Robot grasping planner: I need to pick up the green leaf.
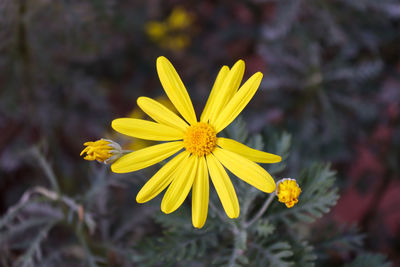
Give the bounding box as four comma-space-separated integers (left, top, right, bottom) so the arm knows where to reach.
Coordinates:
292, 240, 317, 267
14, 220, 58, 267
344, 253, 391, 267
264, 242, 294, 267
253, 219, 276, 238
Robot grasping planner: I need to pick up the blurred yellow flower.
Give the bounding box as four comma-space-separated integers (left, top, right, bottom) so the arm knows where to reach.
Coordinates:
80, 139, 122, 164
167, 7, 193, 30
145, 7, 194, 51
163, 35, 190, 51
110, 56, 281, 228
145, 22, 167, 41
276, 178, 301, 208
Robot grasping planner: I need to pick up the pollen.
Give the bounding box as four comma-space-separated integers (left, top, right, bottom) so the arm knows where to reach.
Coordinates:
276, 178, 301, 208
183, 122, 217, 157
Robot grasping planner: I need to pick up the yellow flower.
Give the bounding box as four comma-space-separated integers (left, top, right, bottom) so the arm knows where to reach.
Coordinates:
276, 178, 301, 208
161, 35, 190, 51
81, 139, 122, 164
145, 21, 167, 41
145, 7, 194, 51
167, 7, 193, 30
111, 56, 281, 228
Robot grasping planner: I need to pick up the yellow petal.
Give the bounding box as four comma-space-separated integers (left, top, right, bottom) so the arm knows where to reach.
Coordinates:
112, 118, 183, 141
192, 156, 209, 228
156, 56, 197, 125
136, 151, 188, 203
208, 60, 245, 124
213, 148, 276, 193
200, 66, 230, 123
206, 153, 239, 218
217, 138, 281, 163
111, 141, 183, 173
214, 72, 263, 133
161, 155, 198, 214
137, 97, 189, 132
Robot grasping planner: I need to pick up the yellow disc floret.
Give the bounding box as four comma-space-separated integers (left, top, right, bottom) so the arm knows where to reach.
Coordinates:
276, 178, 301, 208
183, 122, 217, 157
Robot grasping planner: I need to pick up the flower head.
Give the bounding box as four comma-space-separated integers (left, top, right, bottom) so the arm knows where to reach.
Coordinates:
276, 178, 301, 208
167, 7, 193, 30
145, 7, 193, 51
111, 56, 282, 228
80, 139, 122, 164
145, 22, 167, 42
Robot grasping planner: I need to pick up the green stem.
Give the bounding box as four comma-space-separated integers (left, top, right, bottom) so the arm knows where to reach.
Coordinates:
76, 225, 98, 267
228, 226, 246, 267
31, 147, 61, 194
245, 192, 276, 228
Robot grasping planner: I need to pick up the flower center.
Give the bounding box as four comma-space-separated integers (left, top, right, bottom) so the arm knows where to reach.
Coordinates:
183, 122, 217, 157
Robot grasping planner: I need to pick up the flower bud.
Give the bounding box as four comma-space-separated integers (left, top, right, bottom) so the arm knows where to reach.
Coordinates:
80, 139, 122, 164
276, 178, 301, 208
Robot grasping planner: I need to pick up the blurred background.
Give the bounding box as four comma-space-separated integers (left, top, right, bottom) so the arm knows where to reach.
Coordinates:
1, 0, 399, 266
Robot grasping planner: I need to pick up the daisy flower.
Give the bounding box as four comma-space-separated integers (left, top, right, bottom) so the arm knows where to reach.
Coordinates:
111, 56, 281, 228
